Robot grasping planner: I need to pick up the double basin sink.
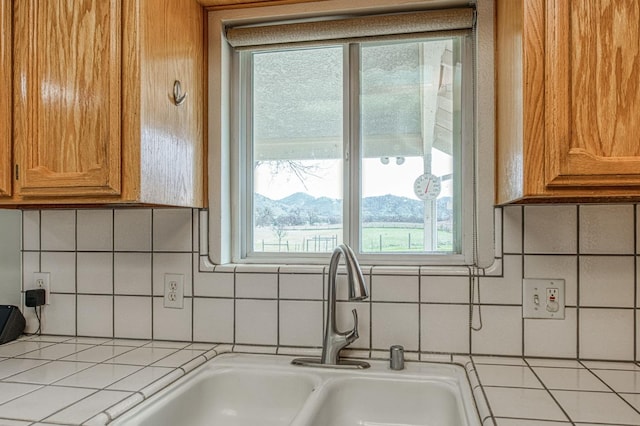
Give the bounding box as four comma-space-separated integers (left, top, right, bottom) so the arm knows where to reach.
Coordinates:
111, 353, 481, 426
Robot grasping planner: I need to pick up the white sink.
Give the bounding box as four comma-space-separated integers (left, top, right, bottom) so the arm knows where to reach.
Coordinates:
111, 353, 480, 426
299, 377, 470, 426
114, 365, 319, 426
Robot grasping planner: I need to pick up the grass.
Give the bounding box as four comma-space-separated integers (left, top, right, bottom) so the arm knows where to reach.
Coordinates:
253, 223, 453, 253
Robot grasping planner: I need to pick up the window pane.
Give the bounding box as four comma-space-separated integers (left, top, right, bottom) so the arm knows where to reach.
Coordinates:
251, 47, 344, 253
360, 39, 462, 254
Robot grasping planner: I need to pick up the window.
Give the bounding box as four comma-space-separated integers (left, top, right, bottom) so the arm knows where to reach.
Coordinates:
208, 1, 495, 267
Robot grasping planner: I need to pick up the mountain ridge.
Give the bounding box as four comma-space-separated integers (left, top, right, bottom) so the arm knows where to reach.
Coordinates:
254, 192, 452, 226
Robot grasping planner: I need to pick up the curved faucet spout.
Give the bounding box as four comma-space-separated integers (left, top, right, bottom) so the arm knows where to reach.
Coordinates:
321, 244, 369, 366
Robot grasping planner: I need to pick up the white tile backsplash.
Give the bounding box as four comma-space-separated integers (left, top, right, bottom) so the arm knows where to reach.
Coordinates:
194, 267, 234, 298
420, 304, 469, 353
235, 272, 278, 299
17, 205, 640, 362
193, 298, 234, 343
235, 299, 277, 345
479, 254, 522, 305
279, 300, 323, 347
114, 296, 152, 340
152, 209, 192, 252
471, 305, 523, 356
502, 205, 523, 254
40, 210, 76, 251
22, 210, 40, 251
152, 253, 192, 297
77, 210, 113, 251
77, 295, 113, 338
42, 294, 76, 336
41, 252, 76, 293
371, 275, 418, 302
279, 272, 324, 300
114, 209, 151, 251
371, 302, 419, 351
77, 253, 113, 294
524, 255, 578, 305
580, 256, 635, 307
152, 298, 193, 341
524, 205, 577, 254
579, 308, 634, 360
114, 253, 152, 295
524, 308, 577, 358
421, 275, 469, 303
579, 205, 635, 254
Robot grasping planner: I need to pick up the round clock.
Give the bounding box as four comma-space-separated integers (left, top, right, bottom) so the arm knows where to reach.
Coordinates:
413, 173, 441, 201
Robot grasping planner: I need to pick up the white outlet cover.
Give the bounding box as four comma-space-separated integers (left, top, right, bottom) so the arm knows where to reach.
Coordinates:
32, 272, 51, 305
163, 273, 184, 309
522, 278, 565, 319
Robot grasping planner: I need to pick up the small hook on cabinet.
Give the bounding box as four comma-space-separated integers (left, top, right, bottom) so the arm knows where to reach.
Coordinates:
172, 80, 187, 106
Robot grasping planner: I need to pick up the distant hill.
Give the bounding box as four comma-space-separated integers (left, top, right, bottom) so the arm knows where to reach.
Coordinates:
254, 193, 452, 226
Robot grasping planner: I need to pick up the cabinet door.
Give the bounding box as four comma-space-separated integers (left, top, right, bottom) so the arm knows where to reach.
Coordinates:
545, 0, 640, 188
0, 0, 10, 198
133, 0, 204, 206
13, 0, 121, 198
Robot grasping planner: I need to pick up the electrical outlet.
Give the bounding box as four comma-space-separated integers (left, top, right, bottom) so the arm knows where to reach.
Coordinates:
522, 278, 565, 319
31, 272, 51, 305
164, 273, 184, 309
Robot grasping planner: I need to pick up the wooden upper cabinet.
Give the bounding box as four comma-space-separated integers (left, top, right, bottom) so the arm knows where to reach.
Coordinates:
13, 0, 121, 198
123, 0, 204, 207
196, 0, 319, 8
6, 0, 204, 206
0, 0, 11, 198
496, 0, 640, 203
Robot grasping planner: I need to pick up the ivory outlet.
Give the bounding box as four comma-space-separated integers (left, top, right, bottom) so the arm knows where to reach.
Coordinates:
522, 278, 565, 319
163, 274, 184, 309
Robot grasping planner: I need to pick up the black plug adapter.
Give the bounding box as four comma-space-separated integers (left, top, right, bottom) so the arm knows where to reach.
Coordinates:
25, 289, 46, 307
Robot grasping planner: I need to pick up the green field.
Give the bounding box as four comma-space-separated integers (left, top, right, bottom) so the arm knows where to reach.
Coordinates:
254, 224, 453, 253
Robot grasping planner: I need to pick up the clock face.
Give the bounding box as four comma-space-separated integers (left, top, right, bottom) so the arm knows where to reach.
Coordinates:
413, 173, 441, 201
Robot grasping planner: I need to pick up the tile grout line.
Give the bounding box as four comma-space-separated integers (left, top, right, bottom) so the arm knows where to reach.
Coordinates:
578, 359, 640, 418
576, 205, 581, 360
522, 358, 576, 425
468, 356, 497, 425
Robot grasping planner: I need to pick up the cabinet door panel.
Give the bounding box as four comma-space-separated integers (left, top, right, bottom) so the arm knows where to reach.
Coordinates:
0, 0, 11, 198
14, 0, 121, 197
546, 0, 640, 188
136, 0, 204, 206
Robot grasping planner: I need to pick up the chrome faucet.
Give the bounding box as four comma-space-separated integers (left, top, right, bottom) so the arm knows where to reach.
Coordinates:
292, 244, 370, 369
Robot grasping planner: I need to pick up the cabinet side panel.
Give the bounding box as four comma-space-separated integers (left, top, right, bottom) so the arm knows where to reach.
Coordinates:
0, 0, 11, 198
138, 0, 205, 207
495, 0, 525, 204
121, 0, 142, 202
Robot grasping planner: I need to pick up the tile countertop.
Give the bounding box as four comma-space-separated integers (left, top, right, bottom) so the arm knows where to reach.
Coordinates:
0, 336, 639, 425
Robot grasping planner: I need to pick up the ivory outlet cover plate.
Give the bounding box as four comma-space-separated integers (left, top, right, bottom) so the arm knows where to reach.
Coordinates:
522, 278, 565, 319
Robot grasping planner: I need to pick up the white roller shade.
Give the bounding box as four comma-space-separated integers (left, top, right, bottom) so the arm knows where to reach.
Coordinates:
226, 8, 474, 50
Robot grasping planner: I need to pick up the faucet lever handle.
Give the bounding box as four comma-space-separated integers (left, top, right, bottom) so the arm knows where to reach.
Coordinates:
349, 308, 359, 340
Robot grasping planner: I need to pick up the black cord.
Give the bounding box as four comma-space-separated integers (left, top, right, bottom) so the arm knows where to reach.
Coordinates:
34, 306, 41, 335
23, 306, 42, 336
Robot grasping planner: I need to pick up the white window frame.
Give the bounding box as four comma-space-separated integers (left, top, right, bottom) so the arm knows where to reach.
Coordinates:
207, 0, 495, 268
